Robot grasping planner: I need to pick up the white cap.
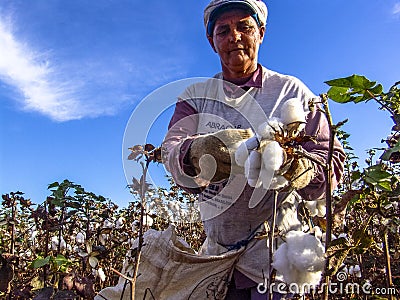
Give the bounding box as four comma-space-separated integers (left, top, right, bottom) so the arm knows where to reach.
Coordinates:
204, 0, 268, 36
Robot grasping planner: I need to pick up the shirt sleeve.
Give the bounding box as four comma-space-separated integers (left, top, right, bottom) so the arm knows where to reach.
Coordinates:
298, 107, 346, 200
162, 100, 205, 194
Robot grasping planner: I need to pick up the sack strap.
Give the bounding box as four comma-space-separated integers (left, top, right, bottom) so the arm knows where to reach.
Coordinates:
219, 222, 265, 251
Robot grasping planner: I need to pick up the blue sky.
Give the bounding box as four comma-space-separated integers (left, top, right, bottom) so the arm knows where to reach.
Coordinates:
1, 0, 399, 206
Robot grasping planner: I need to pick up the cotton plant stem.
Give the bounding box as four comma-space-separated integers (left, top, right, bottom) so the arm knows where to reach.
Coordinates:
320, 94, 336, 300
129, 160, 150, 300
383, 231, 394, 300
268, 190, 278, 300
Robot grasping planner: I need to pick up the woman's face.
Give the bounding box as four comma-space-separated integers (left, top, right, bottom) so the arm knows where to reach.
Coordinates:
208, 9, 265, 80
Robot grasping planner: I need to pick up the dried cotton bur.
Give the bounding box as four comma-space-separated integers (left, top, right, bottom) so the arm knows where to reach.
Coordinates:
234, 98, 308, 208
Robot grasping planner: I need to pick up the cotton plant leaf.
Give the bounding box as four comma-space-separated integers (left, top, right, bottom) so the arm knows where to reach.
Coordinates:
325, 75, 383, 104
363, 164, 393, 191
380, 140, 400, 161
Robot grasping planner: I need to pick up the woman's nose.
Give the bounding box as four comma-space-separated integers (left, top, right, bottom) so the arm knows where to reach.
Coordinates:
229, 28, 241, 42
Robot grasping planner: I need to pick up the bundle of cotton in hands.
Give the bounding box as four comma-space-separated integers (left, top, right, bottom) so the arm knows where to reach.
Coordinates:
234, 98, 307, 195
272, 230, 325, 294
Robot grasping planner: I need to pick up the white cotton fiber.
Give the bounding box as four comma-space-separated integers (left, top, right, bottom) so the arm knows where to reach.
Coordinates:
304, 200, 318, 217
316, 199, 326, 217
280, 98, 306, 125
269, 175, 288, 190
257, 118, 283, 139
262, 141, 284, 171
245, 150, 261, 187
272, 230, 325, 294
235, 141, 249, 166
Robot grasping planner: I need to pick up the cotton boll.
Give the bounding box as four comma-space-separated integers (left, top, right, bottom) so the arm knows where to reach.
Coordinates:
262, 141, 284, 171
235, 141, 250, 166
272, 230, 325, 292
115, 217, 125, 229
316, 199, 326, 217
76, 232, 85, 244
280, 98, 306, 125
103, 219, 113, 229
245, 150, 261, 187
257, 118, 283, 139
348, 265, 354, 275
310, 226, 323, 240
269, 175, 288, 190
143, 215, 154, 227
98, 267, 106, 282
304, 200, 318, 217
271, 243, 289, 273
354, 265, 362, 278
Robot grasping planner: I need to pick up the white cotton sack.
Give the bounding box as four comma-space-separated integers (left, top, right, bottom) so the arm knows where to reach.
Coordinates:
280, 98, 307, 125
272, 230, 325, 293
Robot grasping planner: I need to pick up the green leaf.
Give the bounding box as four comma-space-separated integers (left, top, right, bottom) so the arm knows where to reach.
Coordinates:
363, 164, 393, 191
325, 75, 383, 104
325, 75, 376, 89
48, 182, 59, 189
380, 140, 400, 161
352, 229, 374, 254
30, 256, 51, 269
53, 254, 69, 267
327, 86, 352, 103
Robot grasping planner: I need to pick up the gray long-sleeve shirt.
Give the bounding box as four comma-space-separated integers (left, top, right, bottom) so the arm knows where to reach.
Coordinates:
162, 65, 345, 284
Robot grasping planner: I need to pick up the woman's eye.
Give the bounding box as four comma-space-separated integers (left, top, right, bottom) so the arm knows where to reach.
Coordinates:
216, 29, 228, 36
239, 25, 252, 32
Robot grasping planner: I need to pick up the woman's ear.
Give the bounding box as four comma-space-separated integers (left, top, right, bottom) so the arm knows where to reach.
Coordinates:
259, 26, 266, 44
207, 35, 217, 53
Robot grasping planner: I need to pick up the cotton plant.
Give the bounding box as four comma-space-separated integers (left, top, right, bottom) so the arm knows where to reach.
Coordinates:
234, 98, 308, 208
272, 230, 325, 294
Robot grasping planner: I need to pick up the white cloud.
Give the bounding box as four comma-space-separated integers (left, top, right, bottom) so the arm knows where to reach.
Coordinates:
0, 19, 85, 122
0, 10, 188, 122
393, 2, 400, 15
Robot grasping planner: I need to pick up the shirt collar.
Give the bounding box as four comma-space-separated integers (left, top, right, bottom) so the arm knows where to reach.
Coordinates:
224, 64, 263, 89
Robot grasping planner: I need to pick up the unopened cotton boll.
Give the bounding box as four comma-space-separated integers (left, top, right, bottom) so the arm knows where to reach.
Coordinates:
280, 98, 306, 125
